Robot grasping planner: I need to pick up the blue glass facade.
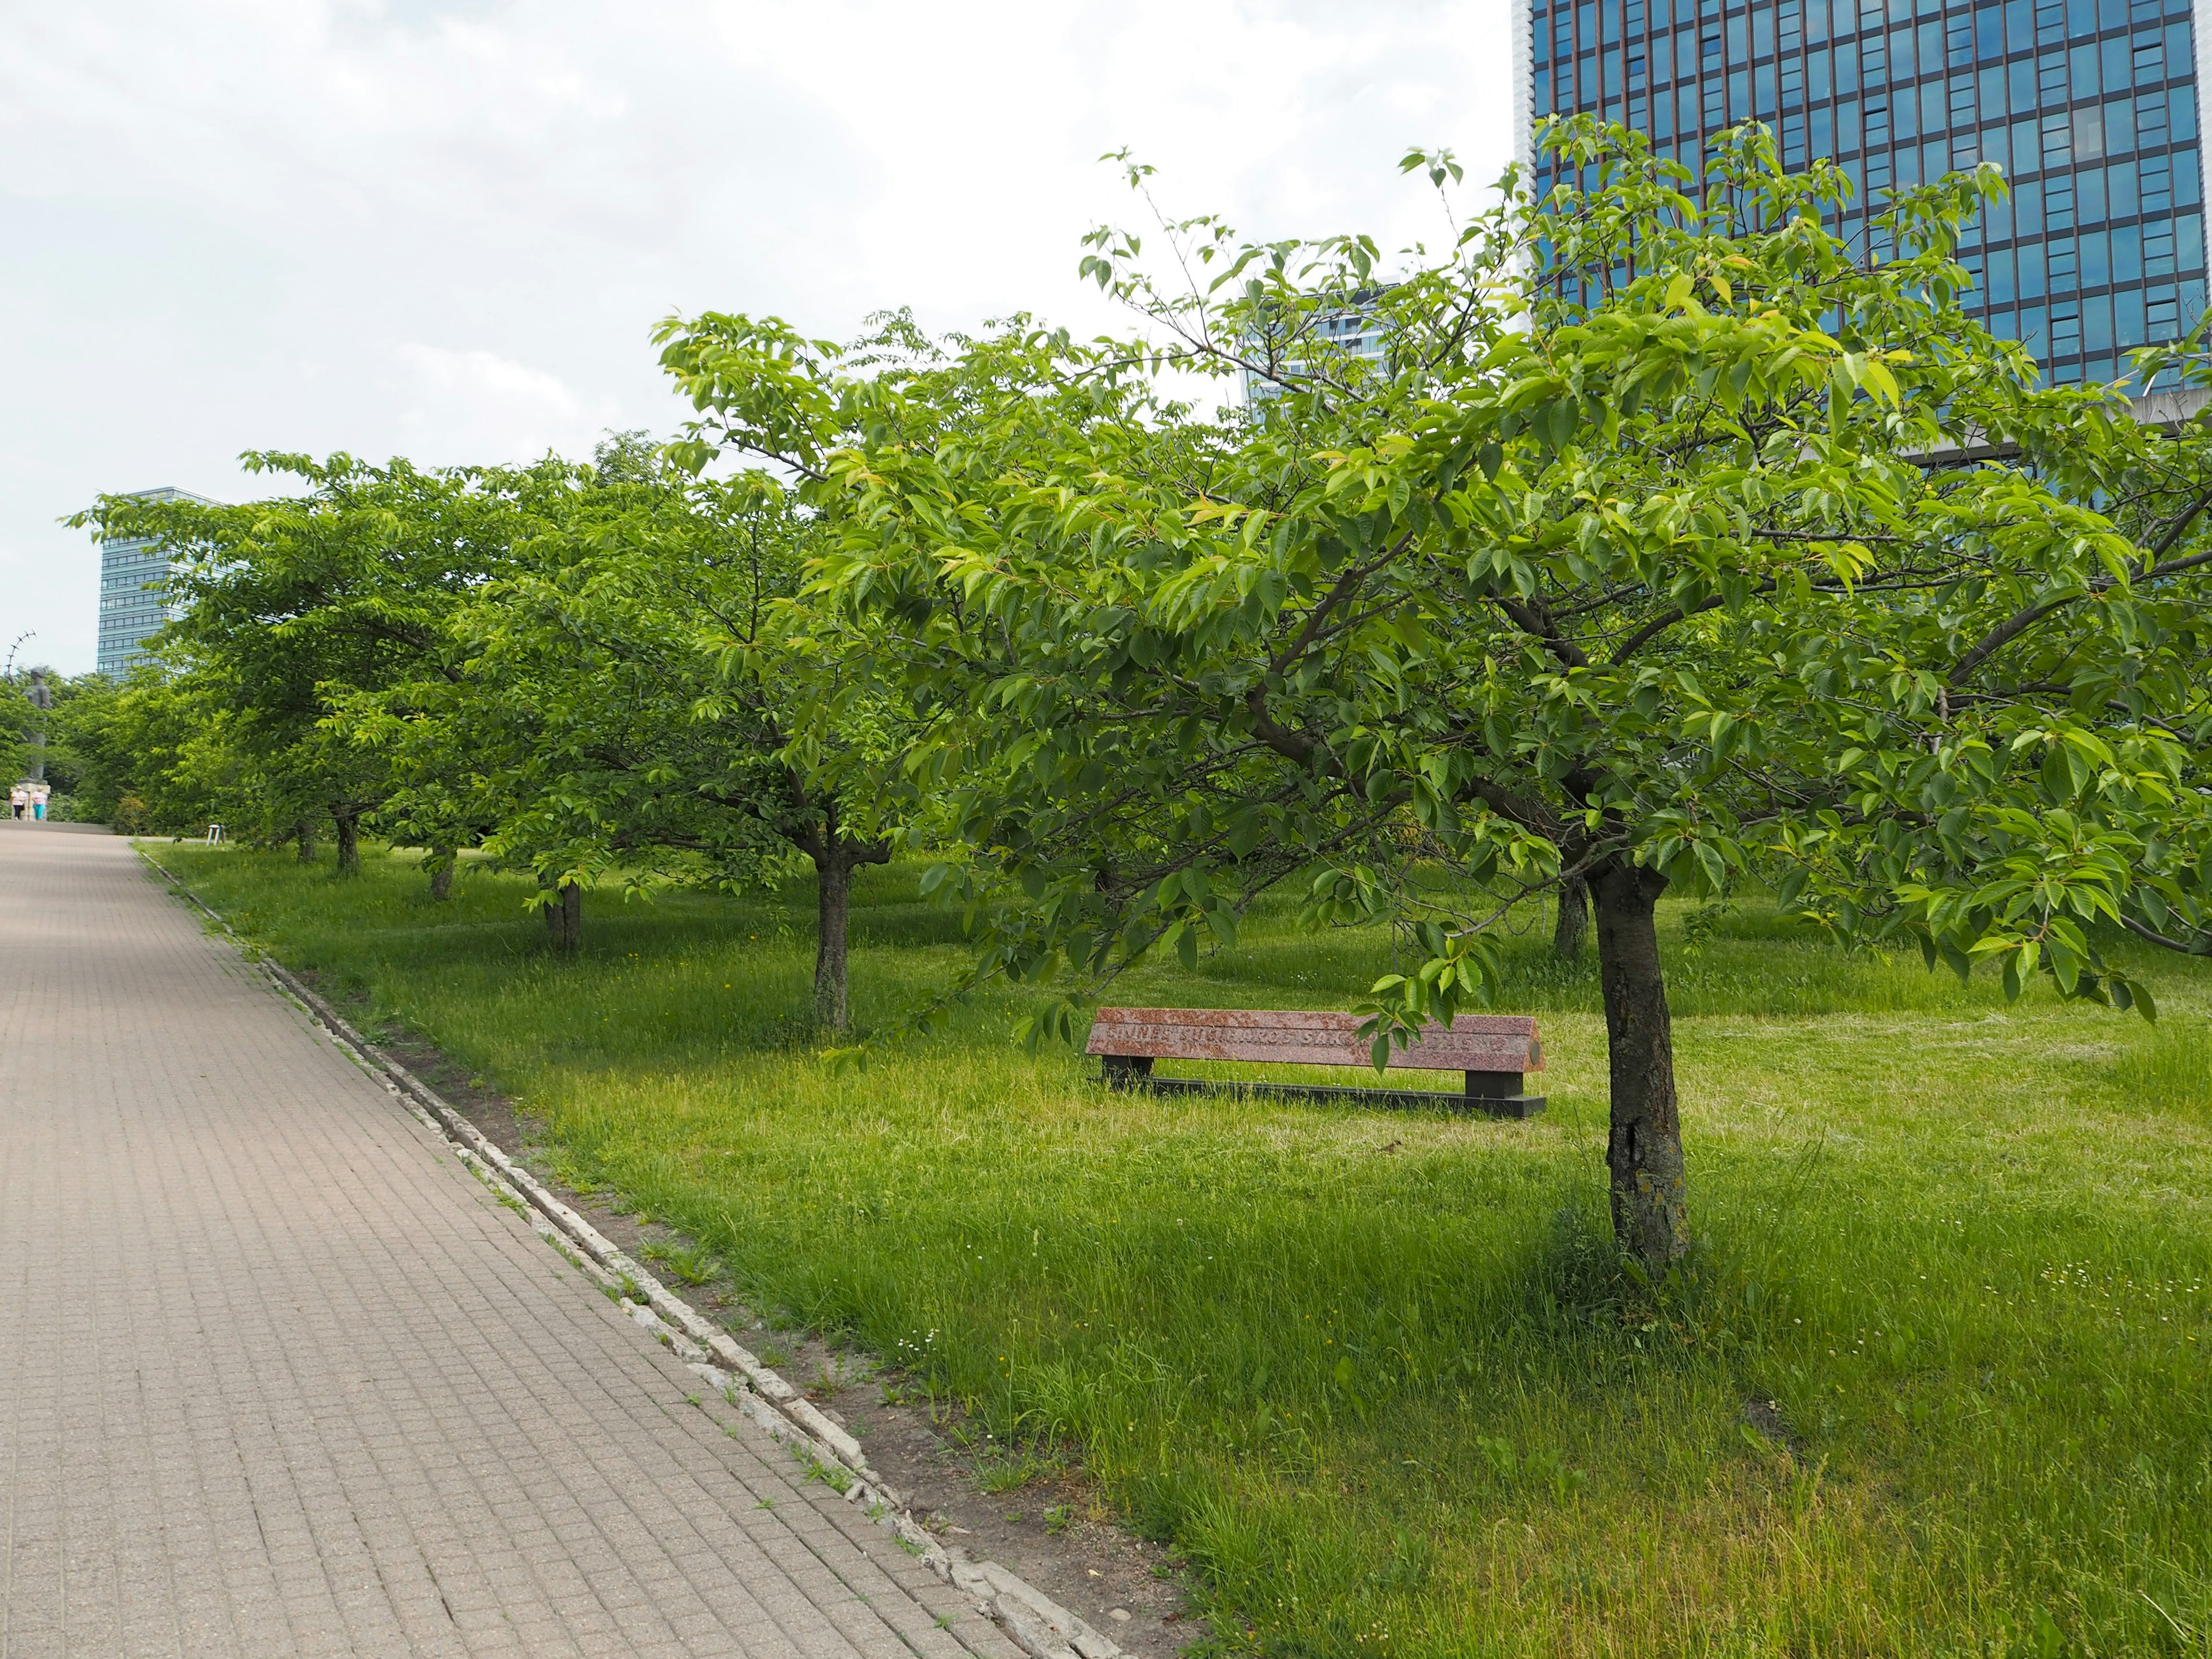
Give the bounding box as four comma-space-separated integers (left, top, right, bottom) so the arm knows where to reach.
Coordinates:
95, 487, 215, 679
1525, 0, 2210, 382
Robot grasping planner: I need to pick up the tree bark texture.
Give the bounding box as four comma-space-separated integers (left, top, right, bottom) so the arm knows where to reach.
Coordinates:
427, 848, 456, 902
544, 881, 582, 952
295, 819, 318, 863
332, 812, 361, 877
1591, 859, 1690, 1270
813, 853, 853, 1032
1554, 871, 1590, 960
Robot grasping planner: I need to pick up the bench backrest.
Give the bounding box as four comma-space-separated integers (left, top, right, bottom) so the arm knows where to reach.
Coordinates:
1085, 1007, 1543, 1073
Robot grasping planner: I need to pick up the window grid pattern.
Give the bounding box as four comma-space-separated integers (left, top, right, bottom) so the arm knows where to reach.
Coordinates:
1529, 0, 2207, 384
94, 488, 215, 679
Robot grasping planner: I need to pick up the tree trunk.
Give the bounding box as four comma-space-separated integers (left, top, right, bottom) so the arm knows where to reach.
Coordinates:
791, 790, 891, 1034
813, 851, 853, 1032
1554, 872, 1590, 960
333, 812, 361, 877
296, 819, 318, 863
1591, 859, 1689, 1271
544, 880, 581, 952
427, 848, 456, 902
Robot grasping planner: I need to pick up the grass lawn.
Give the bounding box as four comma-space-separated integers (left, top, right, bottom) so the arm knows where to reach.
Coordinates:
146, 842, 2212, 1658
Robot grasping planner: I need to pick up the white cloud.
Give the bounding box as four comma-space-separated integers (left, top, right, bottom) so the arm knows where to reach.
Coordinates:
0, 0, 1517, 672
393, 343, 620, 463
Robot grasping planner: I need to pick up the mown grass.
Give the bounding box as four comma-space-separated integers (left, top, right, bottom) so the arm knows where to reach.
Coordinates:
148, 842, 2212, 1658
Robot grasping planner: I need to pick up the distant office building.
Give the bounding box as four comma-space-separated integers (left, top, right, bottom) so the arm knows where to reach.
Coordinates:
95, 487, 217, 678
1521, 0, 2210, 384
1242, 302, 1392, 408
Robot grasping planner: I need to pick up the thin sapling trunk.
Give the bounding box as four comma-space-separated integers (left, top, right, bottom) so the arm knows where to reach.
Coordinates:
427, 847, 456, 902
794, 796, 891, 1035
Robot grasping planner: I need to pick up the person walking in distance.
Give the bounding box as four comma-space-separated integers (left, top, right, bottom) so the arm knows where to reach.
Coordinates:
8, 784, 23, 820
29, 783, 48, 822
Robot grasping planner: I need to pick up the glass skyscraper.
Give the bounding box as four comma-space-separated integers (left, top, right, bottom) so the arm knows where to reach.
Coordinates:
1518, 0, 2210, 384
95, 487, 216, 679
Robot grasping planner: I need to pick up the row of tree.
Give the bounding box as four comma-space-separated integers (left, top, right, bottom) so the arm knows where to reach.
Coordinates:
1, 666, 84, 808
73, 119, 2212, 1271
73, 440, 894, 1027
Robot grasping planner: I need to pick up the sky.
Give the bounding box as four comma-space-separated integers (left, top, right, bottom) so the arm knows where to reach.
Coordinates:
0, 0, 1517, 675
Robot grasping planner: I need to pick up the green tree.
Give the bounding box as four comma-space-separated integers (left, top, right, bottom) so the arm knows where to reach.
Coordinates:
0, 666, 227, 830
0, 666, 54, 793
659, 120, 2212, 1271
28, 667, 243, 834
344, 441, 902, 1024
73, 455, 529, 872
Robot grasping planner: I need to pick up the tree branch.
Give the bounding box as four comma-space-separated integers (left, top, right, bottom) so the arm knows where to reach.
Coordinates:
1608, 594, 1724, 665
1952, 476, 2212, 685
1945, 594, 2073, 687
1492, 594, 1590, 669
1270, 543, 1403, 674
2120, 913, 2212, 955
2137, 476, 2212, 571
2142, 542, 2212, 582
1244, 686, 1319, 762
1462, 777, 1559, 837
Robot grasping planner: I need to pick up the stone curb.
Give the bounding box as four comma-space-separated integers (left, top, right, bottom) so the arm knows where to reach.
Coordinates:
141, 854, 1130, 1659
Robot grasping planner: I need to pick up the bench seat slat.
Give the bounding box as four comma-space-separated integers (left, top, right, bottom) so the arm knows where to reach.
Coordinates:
1084, 1006, 1543, 1073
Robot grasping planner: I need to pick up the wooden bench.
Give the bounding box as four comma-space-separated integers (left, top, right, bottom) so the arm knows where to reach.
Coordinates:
1086, 1007, 1546, 1119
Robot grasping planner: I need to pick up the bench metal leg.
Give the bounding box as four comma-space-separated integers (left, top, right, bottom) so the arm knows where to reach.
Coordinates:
1465, 1070, 1546, 1119
1100, 1054, 1155, 1090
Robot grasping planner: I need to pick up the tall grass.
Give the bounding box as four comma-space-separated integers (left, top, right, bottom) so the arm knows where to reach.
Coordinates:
153, 844, 2212, 1657
2115, 1017, 2212, 1119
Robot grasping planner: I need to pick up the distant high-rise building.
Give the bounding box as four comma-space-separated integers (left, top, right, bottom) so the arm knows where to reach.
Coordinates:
95, 487, 217, 679
1521, 0, 2210, 385
1242, 301, 1392, 408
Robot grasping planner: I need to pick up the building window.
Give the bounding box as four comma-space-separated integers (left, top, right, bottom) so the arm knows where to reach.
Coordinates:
2041, 111, 2073, 166
2074, 105, 2106, 159
2047, 171, 2077, 229
2144, 149, 2174, 211
2115, 218, 2145, 281
2084, 228, 2113, 286
2116, 286, 2148, 344
1993, 247, 2020, 304
1949, 73, 1976, 127
2147, 219, 2177, 274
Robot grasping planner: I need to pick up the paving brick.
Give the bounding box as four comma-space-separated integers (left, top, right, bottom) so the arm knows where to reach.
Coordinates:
0, 828, 1013, 1656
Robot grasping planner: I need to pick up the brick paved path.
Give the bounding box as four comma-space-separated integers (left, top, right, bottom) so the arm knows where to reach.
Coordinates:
0, 827, 1014, 1659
